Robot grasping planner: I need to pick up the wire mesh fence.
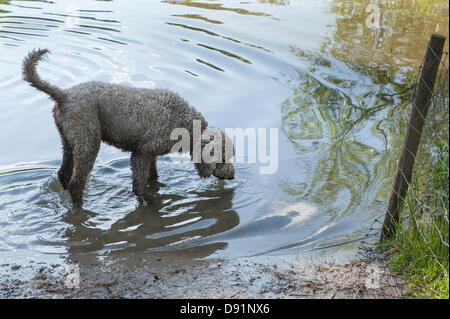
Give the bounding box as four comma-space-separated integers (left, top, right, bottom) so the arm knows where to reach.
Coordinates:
363, 34, 449, 297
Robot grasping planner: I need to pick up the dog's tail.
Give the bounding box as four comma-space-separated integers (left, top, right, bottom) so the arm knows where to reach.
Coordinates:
22, 49, 65, 103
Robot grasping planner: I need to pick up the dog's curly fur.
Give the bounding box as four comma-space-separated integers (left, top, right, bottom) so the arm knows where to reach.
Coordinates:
22, 49, 234, 208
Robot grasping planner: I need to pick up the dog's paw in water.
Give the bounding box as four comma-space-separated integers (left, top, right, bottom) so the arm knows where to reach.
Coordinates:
138, 194, 154, 206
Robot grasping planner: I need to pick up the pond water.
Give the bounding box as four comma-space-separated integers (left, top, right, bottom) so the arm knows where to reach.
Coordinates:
0, 0, 448, 273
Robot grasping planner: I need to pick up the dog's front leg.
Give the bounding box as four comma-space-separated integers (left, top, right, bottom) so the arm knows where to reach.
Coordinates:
147, 156, 158, 183
131, 151, 153, 205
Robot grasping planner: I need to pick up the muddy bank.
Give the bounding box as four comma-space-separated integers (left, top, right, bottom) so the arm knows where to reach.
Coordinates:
1, 248, 407, 299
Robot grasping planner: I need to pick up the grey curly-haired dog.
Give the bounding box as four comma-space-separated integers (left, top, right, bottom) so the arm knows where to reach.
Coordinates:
22, 49, 234, 208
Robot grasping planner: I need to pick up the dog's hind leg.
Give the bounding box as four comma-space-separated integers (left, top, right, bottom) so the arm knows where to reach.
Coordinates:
54, 109, 73, 190
58, 138, 73, 190
66, 126, 101, 208
68, 143, 100, 208
131, 151, 152, 204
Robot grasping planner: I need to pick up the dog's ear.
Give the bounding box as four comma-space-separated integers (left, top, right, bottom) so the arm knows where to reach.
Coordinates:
201, 134, 213, 145
201, 127, 221, 145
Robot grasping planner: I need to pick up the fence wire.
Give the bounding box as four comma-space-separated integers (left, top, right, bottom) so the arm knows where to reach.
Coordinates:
362, 39, 449, 295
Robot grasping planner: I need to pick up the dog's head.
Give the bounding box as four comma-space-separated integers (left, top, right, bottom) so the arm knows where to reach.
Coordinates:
193, 128, 235, 180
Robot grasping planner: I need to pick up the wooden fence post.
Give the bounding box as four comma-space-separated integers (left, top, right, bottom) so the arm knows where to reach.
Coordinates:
380, 34, 446, 241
